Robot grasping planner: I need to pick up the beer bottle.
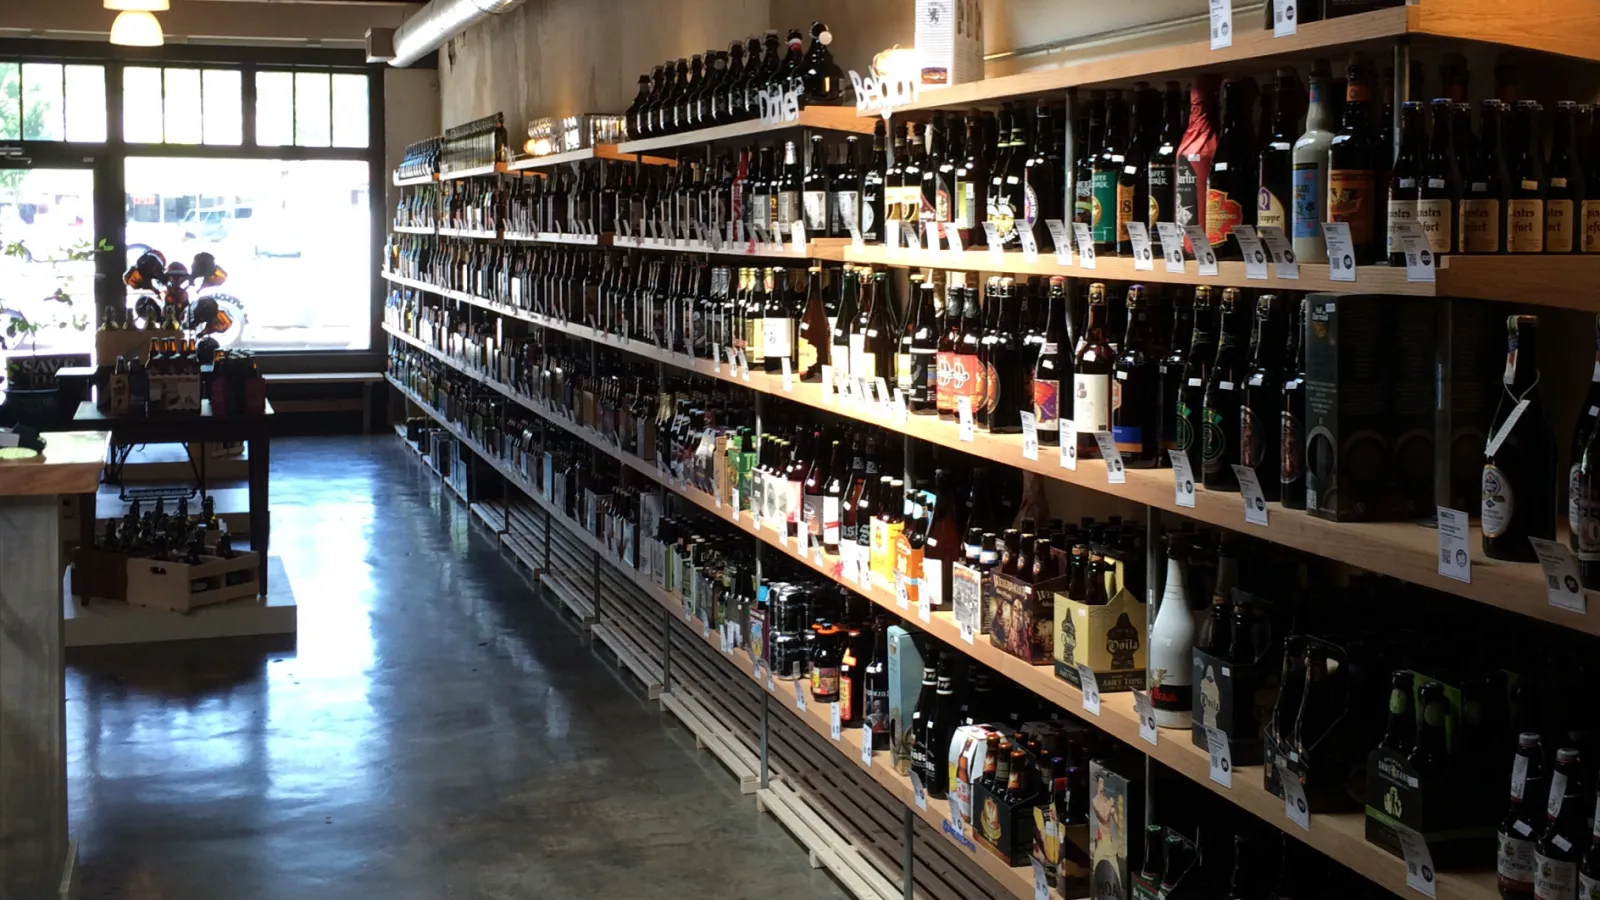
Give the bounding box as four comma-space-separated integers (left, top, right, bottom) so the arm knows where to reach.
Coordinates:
985, 278, 1024, 434
1328, 53, 1382, 265
1386, 101, 1426, 266
1118, 83, 1156, 256
1281, 296, 1309, 510
1074, 283, 1115, 459
1571, 317, 1600, 588
1462, 99, 1510, 254
1112, 285, 1163, 467
1026, 99, 1064, 253
936, 283, 961, 421
954, 111, 989, 248
950, 285, 984, 422
1175, 286, 1217, 477
802, 132, 830, 236
1482, 315, 1556, 562
1292, 60, 1337, 263
1417, 98, 1462, 256
1241, 294, 1286, 500
1585, 103, 1600, 253
1034, 276, 1071, 447
1578, 762, 1600, 899
988, 104, 1020, 250
1207, 79, 1257, 259
1507, 101, 1546, 254
1157, 290, 1194, 457
1149, 533, 1194, 728
901, 120, 927, 232
1407, 681, 1452, 788
1377, 669, 1416, 754
862, 120, 886, 244
1201, 288, 1248, 491
1076, 93, 1104, 233
1534, 748, 1584, 900
830, 267, 858, 386
797, 266, 830, 381
830, 134, 862, 241
1178, 77, 1221, 257
1499, 733, 1548, 900
907, 280, 940, 414
928, 111, 953, 230
1547, 101, 1584, 254
1258, 67, 1299, 236
1093, 92, 1126, 252
762, 268, 795, 374
1149, 81, 1184, 228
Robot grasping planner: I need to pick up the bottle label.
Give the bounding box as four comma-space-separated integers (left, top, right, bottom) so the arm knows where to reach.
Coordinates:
1175, 158, 1200, 232
1112, 424, 1144, 455
1583, 200, 1600, 253
823, 496, 841, 546
1280, 410, 1304, 489
777, 191, 800, 227
1074, 179, 1094, 226
991, 188, 1019, 245
1149, 681, 1193, 713
1500, 835, 1536, 893
1535, 855, 1577, 900
1327, 169, 1377, 245
1482, 464, 1514, 538
1572, 464, 1600, 562
861, 191, 878, 238
1149, 163, 1173, 226
746, 316, 765, 361
1510, 199, 1545, 252
798, 333, 820, 374
1116, 181, 1137, 243
1461, 199, 1502, 252
1580, 873, 1600, 900
1034, 378, 1061, 433
803, 190, 829, 232
831, 190, 859, 234
1092, 170, 1117, 243
1176, 400, 1197, 454
1416, 198, 1452, 253
957, 179, 976, 229
897, 352, 915, 393
980, 361, 1000, 415
1258, 184, 1288, 231
811, 665, 840, 698
1548, 199, 1576, 253
1292, 164, 1322, 239
937, 180, 953, 224
838, 674, 853, 722
764, 318, 792, 359
1387, 199, 1417, 255
1202, 406, 1228, 476
803, 493, 822, 538
1025, 181, 1040, 230
1240, 405, 1268, 469
921, 556, 945, 611
1205, 186, 1244, 247
865, 686, 889, 733
1074, 373, 1111, 432
948, 352, 983, 414
936, 351, 956, 414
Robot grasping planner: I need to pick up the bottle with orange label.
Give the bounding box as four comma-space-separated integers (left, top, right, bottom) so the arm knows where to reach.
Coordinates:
1328, 53, 1383, 265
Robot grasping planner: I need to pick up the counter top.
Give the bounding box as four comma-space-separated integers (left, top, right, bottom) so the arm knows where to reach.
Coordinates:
0, 430, 109, 497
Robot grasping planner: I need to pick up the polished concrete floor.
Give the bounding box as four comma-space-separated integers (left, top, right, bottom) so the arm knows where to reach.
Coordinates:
66, 435, 851, 900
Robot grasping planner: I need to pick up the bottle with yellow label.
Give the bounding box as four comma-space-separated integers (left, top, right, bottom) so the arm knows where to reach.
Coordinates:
1461, 99, 1508, 254
1546, 101, 1584, 254
1328, 53, 1383, 265
1507, 100, 1546, 254
1417, 99, 1461, 255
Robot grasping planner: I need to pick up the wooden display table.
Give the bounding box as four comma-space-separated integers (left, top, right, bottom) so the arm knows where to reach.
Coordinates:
0, 429, 109, 899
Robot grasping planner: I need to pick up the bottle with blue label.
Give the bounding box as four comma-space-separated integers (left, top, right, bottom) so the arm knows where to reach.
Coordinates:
1291, 59, 1336, 263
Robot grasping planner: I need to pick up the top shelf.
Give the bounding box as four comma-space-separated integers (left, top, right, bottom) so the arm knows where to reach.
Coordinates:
392, 173, 438, 187
616, 106, 875, 156
507, 144, 678, 170
878, 0, 1600, 117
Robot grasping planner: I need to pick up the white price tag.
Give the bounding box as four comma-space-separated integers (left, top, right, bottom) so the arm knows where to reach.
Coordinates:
1020, 227, 1040, 263
848, 213, 864, 249
918, 592, 932, 623
1095, 432, 1125, 484
1232, 464, 1269, 525
1073, 223, 1097, 269
925, 221, 941, 254
1126, 222, 1155, 271
959, 616, 975, 645
1033, 860, 1050, 900
1060, 421, 1079, 471
1273, 0, 1298, 36
794, 679, 808, 711
1184, 225, 1219, 275
912, 771, 929, 810
892, 388, 909, 425
1077, 664, 1101, 715
905, 219, 925, 254
1205, 726, 1233, 787
984, 222, 1004, 265
1021, 412, 1039, 461
781, 357, 794, 392
896, 577, 911, 610
1210, 0, 1234, 49
861, 724, 873, 766
1396, 825, 1438, 899
1529, 537, 1588, 614
1323, 222, 1357, 282
957, 396, 975, 442
820, 364, 833, 402
830, 702, 842, 741
1233, 225, 1270, 280
1257, 225, 1299, 278
1156, 222, 1187, 273
1279, 763, 1311, 830
1437, 506, 1472, 584
874, 377, 892, 411
767, 669, 776, 692
791, 220, 807, 254
947, 223, 966, 255
884, 220, 902, 258
714, 344, 724, 373
1133, 689, 1159, 746
1396, 220, 1437, 283
1168, 449, 1197, 508
1046, 219, 1073, 264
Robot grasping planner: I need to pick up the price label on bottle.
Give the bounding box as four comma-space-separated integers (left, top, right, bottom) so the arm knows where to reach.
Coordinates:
902, 219, 922, 254
1168, 449, 1197, 508
1396, 824, 1438, 899
781, 357, 794, 392
1020, 412, 1039, 461
1279, 763, 1311, 830
830, 702, 842, 741
1094, 432, 1125, 484
1205, 726, 1233, 787
1232, 225, 1270, 280
794, 679, 808, 711
946, 222, 965, 255
1020, 227, 1040, 263
1060, 421, 1079, 471
1184, 224, 1219, 275
791, 220, 808, 254
1045, 219, 1073, 265
1033, 860, 1050, 900
1232, 464, 1269, 525
912, 771, 929, 810
1073, 223, 1097, 269
1209, 0, 1233, 49
1255, 225, 1298, 278
957, 396, 975, 442
1077, 664, 1102, 716
1529, 537, 1588, 614
1436, 506, 1472, 584
1123, 221, 1155, 271
861, 724, 873, 766
1156, 222, 1186, 273
1273, 0, 1297, 36
1395, 220, 1437, 283
1133, 690, 1158, 745
984, 222, 1005, 265
738, 349, 752, 382
1322, 221, 1357, 282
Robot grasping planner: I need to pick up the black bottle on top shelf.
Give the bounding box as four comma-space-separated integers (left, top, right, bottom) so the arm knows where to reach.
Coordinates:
1507, 101, 1546, 254
1149, 81, 1184, 229
1461, 99, 1510, 254
1117, 83, 1156, 257
1386, 100, 1425, 267
1482, 315, 1555, 562
1025, 98, 1064, 252
862, 120, 887, 244
1208, 79, 1257, 260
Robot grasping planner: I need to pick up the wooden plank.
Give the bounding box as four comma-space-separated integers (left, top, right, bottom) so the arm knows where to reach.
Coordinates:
1411, 0, 1600, 63
262, 372, 384, 384
616, 106, 873, 155
0, 431, 108, 497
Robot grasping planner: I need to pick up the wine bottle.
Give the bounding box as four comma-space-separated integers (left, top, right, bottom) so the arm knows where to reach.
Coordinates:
1074, 283, 1115, 459
1177, 76, 1221, 254
1258, 67, 1298, 237
1207, 79, 1257, 258
1461, 99, 1509, 254
1328, 53, 1383, 265
1292, 60, 1337, 263
1033, 276, 1070, 447
1112, 285, 1163, 467
862, 120, 886, 244
1386, 101, 1425, 266
1507, 101, 1546, 254
797, 266, 830, 382
1482, 315, 1556, 562
1118, 84, 1156, 256
1150, 533, 1195, 728
1201, 288, 1247, 491
908, 280, 940, 414
1149, 81, 1184, 228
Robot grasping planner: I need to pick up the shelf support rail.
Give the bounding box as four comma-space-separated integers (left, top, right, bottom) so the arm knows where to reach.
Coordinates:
900, 807, 914, 900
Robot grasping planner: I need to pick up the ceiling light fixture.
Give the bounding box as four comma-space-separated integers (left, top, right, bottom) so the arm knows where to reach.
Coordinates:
109, 10, 165, 46
104, 0, 170, 10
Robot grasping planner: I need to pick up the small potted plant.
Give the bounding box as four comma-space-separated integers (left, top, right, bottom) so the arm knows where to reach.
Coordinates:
0, 234, 107, 427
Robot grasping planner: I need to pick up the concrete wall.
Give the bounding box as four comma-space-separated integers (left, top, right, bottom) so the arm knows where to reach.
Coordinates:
0, 0, 412, 46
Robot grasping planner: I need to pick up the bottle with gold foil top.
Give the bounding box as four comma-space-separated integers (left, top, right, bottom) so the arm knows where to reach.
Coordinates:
1206, 79, 1255, 260
1507, 101, 1546, 254
1461, 99, 1509, 254
1385, 101, 1425, 266
1545, 101, 1583, 254
1073, 283, 1115, 460
1417, 98, 1461, 255
1328, 53, 1382, 265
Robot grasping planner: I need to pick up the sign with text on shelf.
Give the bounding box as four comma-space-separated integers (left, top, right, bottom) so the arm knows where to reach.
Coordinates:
849, 69, 920, 119
758, 85, 802, 125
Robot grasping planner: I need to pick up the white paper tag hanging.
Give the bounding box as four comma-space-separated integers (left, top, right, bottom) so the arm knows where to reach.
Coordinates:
830, 702, 842, 741
781, 357, 794, 392
1210, 0, 1234, 49
1046, 219, 1073, 264
1073, 223, 1097, 269
1095, 432, 1125, 484
1257, 225, 1300, 278
1060, 421, 1079, 471
1077, 664, 1101, 716
1529, 537, 1588, 614
1232, 464, 1269, 525
984, 222, 1004, 265
1033, 860, 1050, 900
1279, 763, 1311, 830
794, 679, 807, 711
1020, 228, 1040, 263
861, 725, 873, 766
1273, 0, 1297, 36
957, 396, 975, 442
1395, 220, 1437, 283
911, 772, 929, 810
1184, 224, 1219, 275
1205, 726, 1233, 787
1133, 689, 1158, 745
1396, 825, 1439, 899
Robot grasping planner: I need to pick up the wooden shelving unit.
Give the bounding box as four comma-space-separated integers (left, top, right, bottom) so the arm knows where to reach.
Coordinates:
507, 144, 676, 170
614, 234, 853, 261
503, 231, 610, 247
616, 106, 875, 156
436, 226, 501, 240
391, 224, 436, 236
392, 173, 438, 187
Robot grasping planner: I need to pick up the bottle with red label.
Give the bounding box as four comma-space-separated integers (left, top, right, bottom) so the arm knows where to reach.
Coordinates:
1176, 75, 1221, 256
1148, 533, 1194, 728
1206, 79, 1257, 259
1328, 52, 1384, 265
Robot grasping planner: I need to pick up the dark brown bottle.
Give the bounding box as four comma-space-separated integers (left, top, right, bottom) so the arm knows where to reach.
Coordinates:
1240, 294, 1286, 500
1280, 296, 1308, 510
1418, 98, 1462, 256
1112, 285, 1162, 467
1499, 732, 1547, 899
1073, 283, 1114, 459
1033, 276, 1071, 447
1201, 288, 1248, 491
1175, 286, 1216, 475
797, 266, 830, 381
1482, 315, 1555, 562
1207, 79, 1257, 259
1328, 53, 1383, 264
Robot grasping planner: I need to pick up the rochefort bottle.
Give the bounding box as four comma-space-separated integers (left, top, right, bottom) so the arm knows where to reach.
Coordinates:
1148, 534, 1194, 728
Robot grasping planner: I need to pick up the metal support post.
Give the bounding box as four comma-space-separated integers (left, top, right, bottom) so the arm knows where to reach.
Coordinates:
661, 607, 673, 697
1393, 38, 1411, 156
1433, 300, 1455, 513
759, 691, 771, 789
901, 808, 915, 900
1063, 87, 1078, 226
543, 504, 552, 573
1144, 510, 1162, 824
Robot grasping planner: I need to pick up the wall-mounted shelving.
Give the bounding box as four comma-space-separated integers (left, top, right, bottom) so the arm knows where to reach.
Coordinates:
616, 106, 876, 156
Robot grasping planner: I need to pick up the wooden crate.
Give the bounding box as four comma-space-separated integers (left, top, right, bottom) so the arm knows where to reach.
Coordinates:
125, 551, 260, 613
72, 547, 129, 602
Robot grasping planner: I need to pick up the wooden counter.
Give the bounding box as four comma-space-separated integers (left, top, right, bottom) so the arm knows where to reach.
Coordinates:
0, 429, 110, 497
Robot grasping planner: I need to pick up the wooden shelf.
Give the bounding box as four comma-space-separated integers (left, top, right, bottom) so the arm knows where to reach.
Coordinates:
392, 173, 438, 187
503, 231, 611, 247
436, 226, 501, 240
616, 107, 874, 156
440, 162, 511, 181
614, 234, 852, 261
507, 144, 676, 170
391, 224, 435, 235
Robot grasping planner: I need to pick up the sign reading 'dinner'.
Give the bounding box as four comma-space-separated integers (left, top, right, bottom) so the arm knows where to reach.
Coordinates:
850, 70, 920, 118
758, 85, 802, 124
